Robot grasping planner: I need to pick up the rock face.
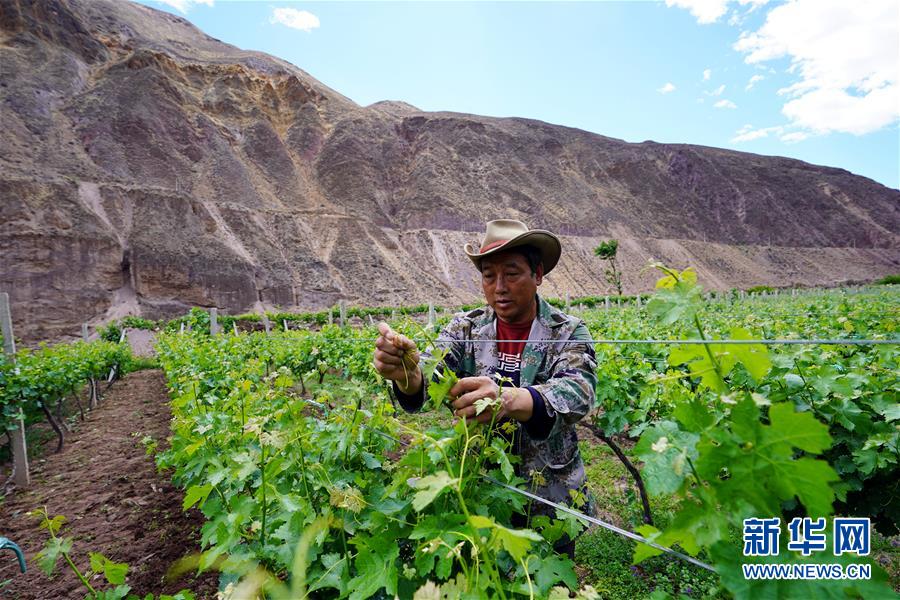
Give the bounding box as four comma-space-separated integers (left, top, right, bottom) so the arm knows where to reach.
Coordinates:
1, 0, 898, 343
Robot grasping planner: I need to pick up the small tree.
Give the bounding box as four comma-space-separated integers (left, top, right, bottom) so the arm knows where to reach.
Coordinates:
594, 239, 622, 296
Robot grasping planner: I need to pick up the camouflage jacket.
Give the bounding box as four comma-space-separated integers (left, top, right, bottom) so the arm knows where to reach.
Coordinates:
396, 294, 597, 514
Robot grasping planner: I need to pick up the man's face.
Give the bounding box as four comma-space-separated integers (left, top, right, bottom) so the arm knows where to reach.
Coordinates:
480, 249, 543, 323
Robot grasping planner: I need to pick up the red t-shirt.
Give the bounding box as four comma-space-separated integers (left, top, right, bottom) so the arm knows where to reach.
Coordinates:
496, 318, 533, 385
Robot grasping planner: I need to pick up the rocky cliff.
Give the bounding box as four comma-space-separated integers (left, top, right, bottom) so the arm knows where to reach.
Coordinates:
2, 0, 898, 343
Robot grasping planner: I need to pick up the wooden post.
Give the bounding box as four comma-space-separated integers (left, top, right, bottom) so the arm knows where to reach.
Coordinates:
233, 322, 239, 335
427, 303, 435, 328
636, 294, 642, 308
1, 292, 30, 487
180, 321, 185, 334
283, 319, 289, 332
328, 307, 333, 326
209, 308, 219, 335
368, 314, 375, 326
81, 323, 99, 407
339, 300, 346, 328
605, 297, 610, 311
261, 312, 271, 335
391, 309, 397, 322
565, 292, 570, 312
107, 329, 127, 382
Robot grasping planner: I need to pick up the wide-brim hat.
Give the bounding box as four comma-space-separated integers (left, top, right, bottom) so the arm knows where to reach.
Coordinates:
464, 219, 562, 275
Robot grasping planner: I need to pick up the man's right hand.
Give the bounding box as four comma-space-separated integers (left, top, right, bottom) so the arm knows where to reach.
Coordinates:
373, 322, 423, 395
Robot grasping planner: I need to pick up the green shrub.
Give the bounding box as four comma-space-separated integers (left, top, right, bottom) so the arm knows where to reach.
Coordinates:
121, 316, 158, 330
875, 274, 900, 285
98, 322, 122, 343
746, 285, 774, 294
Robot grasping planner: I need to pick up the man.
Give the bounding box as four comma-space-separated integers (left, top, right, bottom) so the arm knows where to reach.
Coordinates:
372, 219, 597, 556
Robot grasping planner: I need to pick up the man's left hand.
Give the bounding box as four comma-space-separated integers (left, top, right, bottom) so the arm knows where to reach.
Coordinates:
449, 376, 534, 424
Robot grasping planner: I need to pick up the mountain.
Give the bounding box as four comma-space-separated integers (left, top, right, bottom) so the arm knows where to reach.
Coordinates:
1, 0, 898, 343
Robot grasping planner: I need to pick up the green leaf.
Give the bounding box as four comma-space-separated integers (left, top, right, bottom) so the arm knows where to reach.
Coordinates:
673, 395, 714, 431
728, 328, 772, 382
632, 524, 664, 562
532, 554, 577, 595
634, 421, 699, 495
764, 402, 831, 454
182, 484, 213, 511
38, 514, 67, 536
468, 514, 494, 529
771, 457, 839, 517
103, 557, 129, 585
411, 471, 457, 512
347, 538, 399, 600
309, 552, 348, 595
828, 398, 865, 431
494, 524, 543, 562
730, 393, 761, 443
36, 536, 72, 576
783, 373, 804, 389
90, 552, 106, 574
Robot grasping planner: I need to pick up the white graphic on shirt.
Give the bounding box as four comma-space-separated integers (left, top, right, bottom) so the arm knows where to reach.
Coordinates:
497, 351, 521, 373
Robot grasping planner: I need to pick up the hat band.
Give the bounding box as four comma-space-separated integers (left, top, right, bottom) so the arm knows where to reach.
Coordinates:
479, 239, 509, 253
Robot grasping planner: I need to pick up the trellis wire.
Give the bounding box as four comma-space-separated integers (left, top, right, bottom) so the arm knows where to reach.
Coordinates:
309, 337, 899, 346
292, 393, 716, 572
482, 476, 715, 572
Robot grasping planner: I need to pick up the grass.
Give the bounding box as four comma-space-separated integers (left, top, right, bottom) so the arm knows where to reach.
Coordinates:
576, 436, 724, 598
123, 355, 159, 373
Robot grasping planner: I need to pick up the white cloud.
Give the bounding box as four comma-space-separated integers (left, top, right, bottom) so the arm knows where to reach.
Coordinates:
782, 85, 898, 135
703, 68, 712, 81
733, 129, 770, 142
270, 7, 320, 32
734, 0, 899, 136
731, 124, 782, 142
731, 124, 813, 143
666, 0, 730, 24
666, 0, 769, 25
156, 0, 213, 13
745, 74, 764, 91
706, 84, 726, 96
780, 132, 809, 143
714, 99, 738, 109
658, 82, 677, 94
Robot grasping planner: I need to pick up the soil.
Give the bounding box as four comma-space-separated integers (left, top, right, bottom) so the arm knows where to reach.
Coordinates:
0, 370, 219, 599
126, 329, 158, 358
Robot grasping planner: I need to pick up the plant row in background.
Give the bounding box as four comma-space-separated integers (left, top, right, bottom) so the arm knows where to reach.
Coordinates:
1, 340, 133, 453
95, 281, 899, 340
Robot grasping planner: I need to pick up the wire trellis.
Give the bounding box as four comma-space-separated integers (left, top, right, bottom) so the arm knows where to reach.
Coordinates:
299, 337, 900, 346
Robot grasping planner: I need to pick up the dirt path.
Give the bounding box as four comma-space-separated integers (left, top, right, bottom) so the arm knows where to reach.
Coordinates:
0, 370, 218, 599
126, 328, 158, 358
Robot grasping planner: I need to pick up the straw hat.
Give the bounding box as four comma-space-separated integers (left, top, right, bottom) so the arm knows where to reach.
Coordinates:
464, 219, 561, 274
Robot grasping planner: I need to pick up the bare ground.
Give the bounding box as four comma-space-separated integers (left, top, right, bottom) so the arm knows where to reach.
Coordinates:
0, 370, 218, 599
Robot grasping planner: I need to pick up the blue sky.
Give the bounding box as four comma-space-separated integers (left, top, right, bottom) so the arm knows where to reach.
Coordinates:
139, 0, 899, 190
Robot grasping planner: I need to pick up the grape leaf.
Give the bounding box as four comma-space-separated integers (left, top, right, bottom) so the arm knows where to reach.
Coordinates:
411, 471, 457, 512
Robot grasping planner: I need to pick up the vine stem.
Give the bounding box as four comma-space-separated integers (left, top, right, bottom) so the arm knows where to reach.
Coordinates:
260, 444, 268, 549
43, 508, 97, 595
692, 314, 726, 388
398, 422, 507, 598
583, 422, 654, 525
62, 552, 97, 595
